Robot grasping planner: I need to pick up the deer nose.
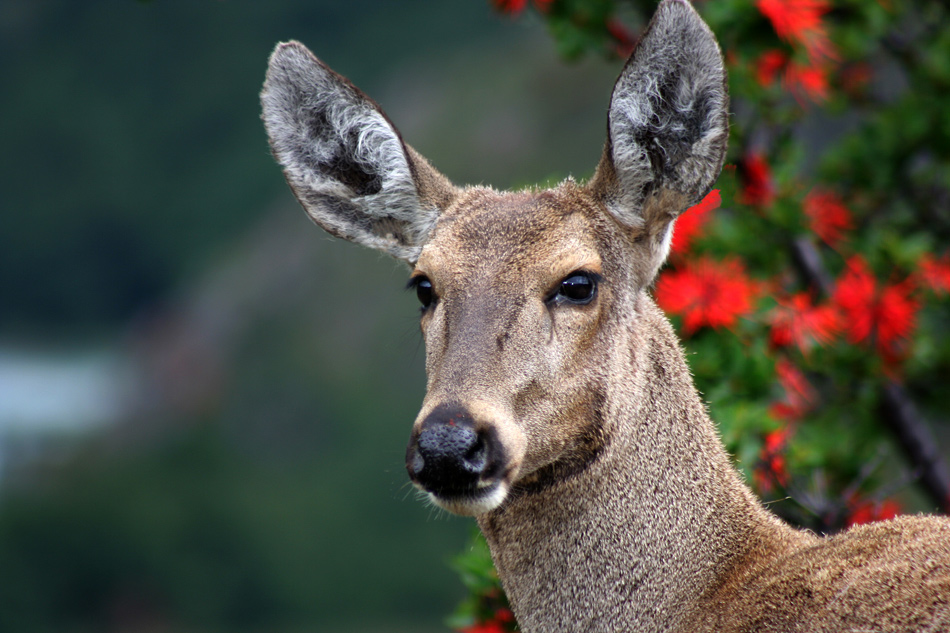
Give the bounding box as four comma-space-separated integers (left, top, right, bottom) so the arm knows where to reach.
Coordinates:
406, 405, 497, 496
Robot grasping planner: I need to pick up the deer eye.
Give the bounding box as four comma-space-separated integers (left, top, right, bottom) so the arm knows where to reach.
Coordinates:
408, 276, 434, 309
551, 271, 598, 306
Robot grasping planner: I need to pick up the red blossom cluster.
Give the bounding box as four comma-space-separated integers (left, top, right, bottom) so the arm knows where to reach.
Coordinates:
756, 0, 835, 61
726, 153, 936, 369
670, 189, 720, 255
769, 292, 839, 355
765, 258, 922, 366
654, 256, 760, 335
833, 256, 920, 364
755, 359, 816, 492
737, 152, 775, 208
847, 498, 902, 527
754, 426, 791, 493
757, 50, 831, 103
804, 188, 853, 248
656, 146, 950, 517
460, 608, 516, 633
660, 157, 946, 358
753, 0, 840, 103
918, 253, 950, 296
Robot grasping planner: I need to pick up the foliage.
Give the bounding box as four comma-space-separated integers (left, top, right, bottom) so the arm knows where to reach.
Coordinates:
454, 0, 950, 630
447, 531, 517, 633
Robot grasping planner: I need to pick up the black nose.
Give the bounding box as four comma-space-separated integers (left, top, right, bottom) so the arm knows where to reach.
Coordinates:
406, 404, 499, 496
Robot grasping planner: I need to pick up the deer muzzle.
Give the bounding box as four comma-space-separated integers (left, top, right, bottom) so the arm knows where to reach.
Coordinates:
406, 402, 518, 516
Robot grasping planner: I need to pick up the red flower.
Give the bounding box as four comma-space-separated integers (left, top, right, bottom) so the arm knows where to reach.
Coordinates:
833, 257, 877, 344
459, 608, 516, 633
764, 427, 790, 453
494, 608, 515, 623
755, 49, 789, 87
756, 0, 836, 62
757, 0, 827, 41
754, 426, 792, 492
832, 256, 920, 362
738, 152, 775, 208
754, 51, 830, 104
655, 257, 760, 335
671, 189, 721, 255
460, 621, 506, 633
784, 61, 831, 103
804, 188, 853, 246
770, 358, 818, 421
769, 292, 841, 354
917, 253, 950, 295
847, 498, 902, 527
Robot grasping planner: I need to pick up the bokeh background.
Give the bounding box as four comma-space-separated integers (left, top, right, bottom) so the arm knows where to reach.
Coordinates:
0, 1, 626, 632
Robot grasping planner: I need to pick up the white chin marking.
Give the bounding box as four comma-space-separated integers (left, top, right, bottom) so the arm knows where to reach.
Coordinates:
430, 483, 509, 517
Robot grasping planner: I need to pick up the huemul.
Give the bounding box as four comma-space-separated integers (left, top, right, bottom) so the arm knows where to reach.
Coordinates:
261, 1, 950, 630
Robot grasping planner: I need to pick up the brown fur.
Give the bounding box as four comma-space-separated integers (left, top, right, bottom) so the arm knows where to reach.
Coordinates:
261, 1, 950, 631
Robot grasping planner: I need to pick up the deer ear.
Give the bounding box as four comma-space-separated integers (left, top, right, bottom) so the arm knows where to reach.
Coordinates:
261, 41, 456, 263
588, 0, 728, 277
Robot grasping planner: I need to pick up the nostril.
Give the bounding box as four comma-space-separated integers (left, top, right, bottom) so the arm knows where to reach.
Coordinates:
408, 446, 425, 478
463, 435, 487, 473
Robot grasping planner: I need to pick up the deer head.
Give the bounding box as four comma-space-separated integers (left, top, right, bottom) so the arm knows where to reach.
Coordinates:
261, 0, 728, 517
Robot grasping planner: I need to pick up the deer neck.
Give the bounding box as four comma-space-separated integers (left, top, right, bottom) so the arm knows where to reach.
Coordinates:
477, 296, 802, 633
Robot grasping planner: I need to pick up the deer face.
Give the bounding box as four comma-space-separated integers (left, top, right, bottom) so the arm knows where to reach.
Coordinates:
404, 186, 631, 515
262, 0, 728, 516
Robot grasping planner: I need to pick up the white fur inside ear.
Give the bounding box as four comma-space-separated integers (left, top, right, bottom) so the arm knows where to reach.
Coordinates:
656, 219, 675, 266
261, 42, 436, 261
605, 0, 728, 226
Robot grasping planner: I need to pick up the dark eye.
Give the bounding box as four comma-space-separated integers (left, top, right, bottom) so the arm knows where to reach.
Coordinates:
553, 271, 598, 305
409, 276, 434, 309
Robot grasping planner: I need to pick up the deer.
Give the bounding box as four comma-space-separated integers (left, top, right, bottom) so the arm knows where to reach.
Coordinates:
261, 0, 950, 630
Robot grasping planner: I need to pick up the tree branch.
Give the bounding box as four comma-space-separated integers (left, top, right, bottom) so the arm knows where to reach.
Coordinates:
790, 237, 833, 297
880, 382, 950, 513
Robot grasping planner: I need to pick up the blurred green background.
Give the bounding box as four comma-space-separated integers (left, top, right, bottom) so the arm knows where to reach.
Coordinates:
0, 1, 625, 631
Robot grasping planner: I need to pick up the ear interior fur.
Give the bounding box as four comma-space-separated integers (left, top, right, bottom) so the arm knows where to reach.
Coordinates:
261, 42, 455, 262
589, 0, 728, 281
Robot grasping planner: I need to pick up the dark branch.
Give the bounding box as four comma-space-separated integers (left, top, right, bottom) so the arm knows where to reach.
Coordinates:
880, 382, 950, 513
790, 237, 833, 297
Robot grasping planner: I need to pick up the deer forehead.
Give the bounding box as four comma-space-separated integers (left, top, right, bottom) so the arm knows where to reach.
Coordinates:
415, 185, 614, 289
